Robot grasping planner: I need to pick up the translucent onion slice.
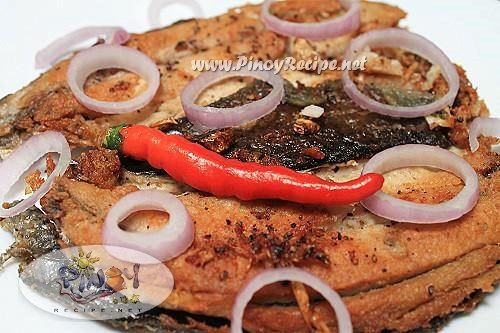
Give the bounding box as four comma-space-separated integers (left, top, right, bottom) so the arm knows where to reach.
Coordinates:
35, 26, 129, 69
342, 28, 460, 118
148, 0, 205, 29
181, 68, 284, 129
0, 132, 71, 218
67, 44, 160, 114
102, 189, 194, 264
361, 144, 479, 224
260, 0, 360, 40
231, 267, 352, 333
469, 117, 500, 152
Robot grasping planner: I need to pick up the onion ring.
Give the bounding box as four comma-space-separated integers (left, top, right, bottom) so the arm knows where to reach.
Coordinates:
35, 26, 129, 69
342, 28, 460, 118
0, 132, 71, 218
260, 0, 360, 40
102, 189, 194, 264
148, 0, 205, 29
361, 144, 479, 224
231, 267, 352, 333
181, 68, 284, 129
67, 44, 160, 114
469, 117, 500, 152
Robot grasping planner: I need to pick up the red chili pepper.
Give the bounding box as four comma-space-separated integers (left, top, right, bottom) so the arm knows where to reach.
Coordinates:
104, 125, 384, 205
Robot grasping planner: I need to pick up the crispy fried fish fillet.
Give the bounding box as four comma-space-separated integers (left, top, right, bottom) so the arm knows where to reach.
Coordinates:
41, 140, 500, 332
0, 1, 406, 158
1, 1, 498, 332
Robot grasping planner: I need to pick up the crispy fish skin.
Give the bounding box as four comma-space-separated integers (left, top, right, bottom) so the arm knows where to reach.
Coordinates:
41, 141, 500, 332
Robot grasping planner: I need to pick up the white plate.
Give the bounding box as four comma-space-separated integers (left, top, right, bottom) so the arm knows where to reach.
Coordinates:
0, 1, 498, 332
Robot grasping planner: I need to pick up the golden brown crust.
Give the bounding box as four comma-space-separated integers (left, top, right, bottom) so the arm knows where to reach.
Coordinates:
243, 245, 500, 332
1, 6, 287, 152
72, 148, 121, 189
0, 1, 406, 157
42, 142, 500, 332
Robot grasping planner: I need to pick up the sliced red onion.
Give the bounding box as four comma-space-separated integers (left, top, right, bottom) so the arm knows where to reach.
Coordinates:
231, 267, 352, 333
361, 144, 479, 224
35, 26, 130, 69
260, 0, 360, 40
0, 132, 71, 218
148, 0, 205, 29
181, 68, 284, 129
67, 45, 160, 114
342, 28, 460, 118
469, 117, 500, 152
102, 189, 194, 264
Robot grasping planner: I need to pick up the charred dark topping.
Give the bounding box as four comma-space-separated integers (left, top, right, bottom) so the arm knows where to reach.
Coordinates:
202, 79, 274, 109
234, 221, 330, 268
120, 157, 165, 175
163, 79, 451, 171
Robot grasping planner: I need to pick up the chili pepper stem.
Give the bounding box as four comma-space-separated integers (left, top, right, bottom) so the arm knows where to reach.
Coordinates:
103, 124, 127, 150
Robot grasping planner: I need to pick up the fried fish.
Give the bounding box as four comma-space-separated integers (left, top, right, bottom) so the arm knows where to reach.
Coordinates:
0, 1, 498, 333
